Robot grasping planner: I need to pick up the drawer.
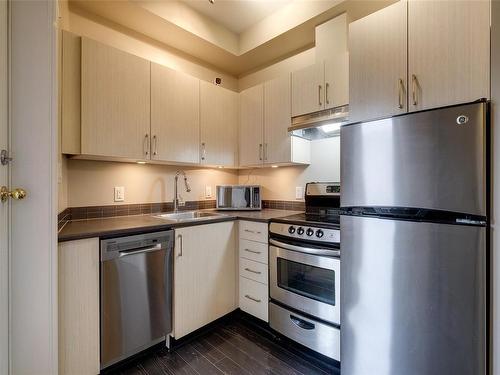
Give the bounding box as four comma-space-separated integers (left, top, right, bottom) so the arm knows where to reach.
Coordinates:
239, 221, 268, 243
239, 239, 268, 264
269, 302, 340, 361
239, 258, 268, 284
239, 277, 268, 322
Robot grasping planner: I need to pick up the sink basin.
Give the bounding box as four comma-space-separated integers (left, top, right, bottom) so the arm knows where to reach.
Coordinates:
154, 211, 226, 222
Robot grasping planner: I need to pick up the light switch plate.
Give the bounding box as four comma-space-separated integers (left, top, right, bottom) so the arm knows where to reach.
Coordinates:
295, 186, 304, 200
114, 186, 125, 202
205, 185, 212, 198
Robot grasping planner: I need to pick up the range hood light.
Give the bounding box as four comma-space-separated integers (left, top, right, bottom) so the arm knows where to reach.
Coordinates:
288, 104, 349, 140
320, 123, 342, 133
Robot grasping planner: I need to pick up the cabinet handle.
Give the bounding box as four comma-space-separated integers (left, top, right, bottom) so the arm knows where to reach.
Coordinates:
244, 229, 262, 234
398, 79, 405, 109
244, 248, 262, 255
318, 85, 322, 106
153, 135, 157, 156
411, 74, 418, 106
244, 267, 262, 275
245, 294, 261, 303
144, 134, 149, 156
259, 144, 263, 161
264, 143, 268, 161
201, 142, 206, 161
325, 82, 330, 105
177, 234, 183, 257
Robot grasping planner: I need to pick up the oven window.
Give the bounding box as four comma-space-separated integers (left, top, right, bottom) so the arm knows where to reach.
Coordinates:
277, 258, 335, 306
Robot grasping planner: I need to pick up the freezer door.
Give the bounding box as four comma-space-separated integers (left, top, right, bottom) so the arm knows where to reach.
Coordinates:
340, 215, 486, 375
341, 102, 487, 216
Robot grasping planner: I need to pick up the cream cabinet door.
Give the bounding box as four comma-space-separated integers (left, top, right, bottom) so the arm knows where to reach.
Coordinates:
200, 81, 238, 167
349, 1, 407, 123
239, 84, 264, 167
151, 63, 200, 164
173, 222, 237, 339
324, 54, 349, 110
263, 75, 292, 164
81, 38, 150, 160
59, 238, 100, 375
291, 63, 324, 117
408, 0, 490, 111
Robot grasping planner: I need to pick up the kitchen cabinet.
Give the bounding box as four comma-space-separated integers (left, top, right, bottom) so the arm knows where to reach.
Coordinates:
200, 81, 238, 167
291, 63, 324, 117
81, 38, 150, 160
173, 222, 237, 339
151, 63, 200, 164
349, 0, 490, 123
349, 0, 407, 123
239, 84, 264, 167
240, 77, 310, 167
58, 238, 100, 375
238, 221, 269, 322
408, 0, 490, 111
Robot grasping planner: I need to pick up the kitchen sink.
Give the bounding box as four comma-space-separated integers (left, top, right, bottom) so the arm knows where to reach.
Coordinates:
154, 211, 226, 222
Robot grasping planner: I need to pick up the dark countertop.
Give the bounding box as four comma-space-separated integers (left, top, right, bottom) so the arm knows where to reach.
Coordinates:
58, 209, 301, 242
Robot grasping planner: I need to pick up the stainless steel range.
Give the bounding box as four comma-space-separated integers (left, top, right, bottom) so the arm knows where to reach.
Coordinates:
268, 182, 341, 361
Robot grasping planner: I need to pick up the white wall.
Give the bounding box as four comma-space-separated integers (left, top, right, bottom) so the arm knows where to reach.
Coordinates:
239, 137, 340, 201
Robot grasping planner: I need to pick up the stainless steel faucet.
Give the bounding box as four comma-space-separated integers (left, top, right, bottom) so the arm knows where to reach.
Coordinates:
173, 170, 191, 213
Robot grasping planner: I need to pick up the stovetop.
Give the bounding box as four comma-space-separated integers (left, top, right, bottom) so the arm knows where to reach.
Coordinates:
273, 212, 340, 229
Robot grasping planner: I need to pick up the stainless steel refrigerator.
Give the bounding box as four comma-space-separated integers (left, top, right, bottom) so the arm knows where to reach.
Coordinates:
340, 101, 488, 375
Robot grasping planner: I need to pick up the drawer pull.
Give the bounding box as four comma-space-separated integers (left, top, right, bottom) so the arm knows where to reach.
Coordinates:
244, 229, 262, 234
245, 294, 261, 303
290, 315, 315, 330
244, 249, 262, 254
244, 268, 262, 275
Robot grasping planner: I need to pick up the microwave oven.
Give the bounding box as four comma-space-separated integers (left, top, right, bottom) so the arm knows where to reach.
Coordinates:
216, 185, 262, 210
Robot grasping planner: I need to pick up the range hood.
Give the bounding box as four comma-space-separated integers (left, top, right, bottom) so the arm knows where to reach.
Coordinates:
288, 104, 349, 140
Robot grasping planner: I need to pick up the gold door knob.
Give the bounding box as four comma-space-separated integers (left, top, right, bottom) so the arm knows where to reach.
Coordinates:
0, 186, 27, 203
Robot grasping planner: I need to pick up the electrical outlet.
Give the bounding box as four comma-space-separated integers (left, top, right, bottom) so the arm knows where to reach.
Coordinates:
205, 185, 212, 198
114, 186, 125, 202
295, 186, 304, 200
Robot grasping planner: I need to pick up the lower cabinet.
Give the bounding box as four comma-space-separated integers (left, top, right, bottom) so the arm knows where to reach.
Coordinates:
238, 220, 269, 322
173, 221, 237, 339
58, 238, 100, 375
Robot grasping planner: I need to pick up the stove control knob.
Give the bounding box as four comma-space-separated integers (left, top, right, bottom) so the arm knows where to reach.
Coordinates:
316, 229, 324, 238
297, 227, 305, 235
288, 226, 296, 234
306, 228, 314, 236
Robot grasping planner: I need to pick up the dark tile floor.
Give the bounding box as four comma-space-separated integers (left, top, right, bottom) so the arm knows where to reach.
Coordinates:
108, 317, 339, 375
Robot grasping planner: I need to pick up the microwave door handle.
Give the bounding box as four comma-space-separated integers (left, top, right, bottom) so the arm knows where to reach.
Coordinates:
269, 239, 340, 257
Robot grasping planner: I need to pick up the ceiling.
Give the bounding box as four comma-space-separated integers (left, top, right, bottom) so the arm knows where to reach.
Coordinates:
180, 0, 293, 34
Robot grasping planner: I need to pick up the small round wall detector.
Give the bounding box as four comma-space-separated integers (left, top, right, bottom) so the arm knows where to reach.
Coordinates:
214, 77, 222, 85
456, 115, 469, 125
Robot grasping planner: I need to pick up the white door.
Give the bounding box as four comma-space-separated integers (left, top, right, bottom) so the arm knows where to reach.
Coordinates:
239, 84, 264, 167
408, 0, 490, 111
8, 1, 58, 374
291, 63, 324, 117
0, 2, 8, 373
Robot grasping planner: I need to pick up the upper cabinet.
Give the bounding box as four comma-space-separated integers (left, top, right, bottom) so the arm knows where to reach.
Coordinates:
81, 38, 151, 160
200, 81, 239, 167
291, 63, 324, 117
407, 0, 490, 111
349, 1, 407, 123
239, 84, 264, 167
349, 0, 490, 123
151, 63, 200, 164
240, 76, 310, 168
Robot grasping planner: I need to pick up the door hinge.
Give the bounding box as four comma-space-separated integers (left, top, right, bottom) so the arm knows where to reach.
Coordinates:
0, 150, 12, 166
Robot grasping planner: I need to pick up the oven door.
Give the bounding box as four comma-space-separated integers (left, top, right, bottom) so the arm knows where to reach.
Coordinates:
269, 240, 340, 325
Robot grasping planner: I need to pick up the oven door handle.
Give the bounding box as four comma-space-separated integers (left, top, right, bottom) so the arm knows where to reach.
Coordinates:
269, 239, 340, 257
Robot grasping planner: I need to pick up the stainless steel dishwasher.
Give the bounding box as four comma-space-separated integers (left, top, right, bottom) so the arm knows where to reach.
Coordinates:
100, 231, 173, 369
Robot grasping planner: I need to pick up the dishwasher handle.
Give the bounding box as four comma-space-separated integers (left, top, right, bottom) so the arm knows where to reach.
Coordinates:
118, 243, 163, 257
